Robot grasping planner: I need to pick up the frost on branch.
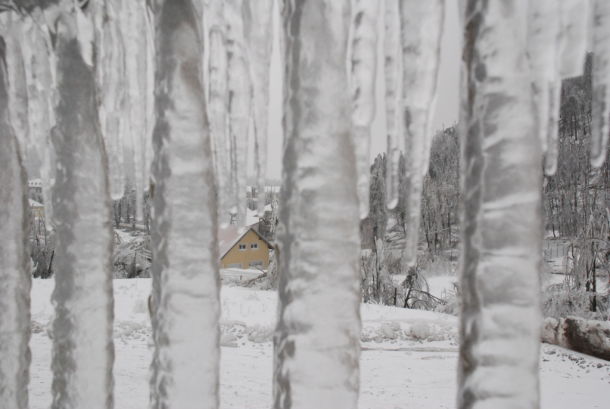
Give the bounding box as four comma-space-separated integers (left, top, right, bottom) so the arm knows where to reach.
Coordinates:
149, 1, 220, 408
458, 1, 542, 408
0, 33, 31, 409
398, 0, 444, 267
273, 2, 361, 409
349, 0, 380, 219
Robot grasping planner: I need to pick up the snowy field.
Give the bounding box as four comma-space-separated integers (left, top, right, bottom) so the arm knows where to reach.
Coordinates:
29, 279, 609, 409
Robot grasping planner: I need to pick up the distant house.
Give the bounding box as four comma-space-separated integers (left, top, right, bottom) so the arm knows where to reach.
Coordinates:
28, 179, 44, 203
29, 199, 45, 219
219, 225, 273, 269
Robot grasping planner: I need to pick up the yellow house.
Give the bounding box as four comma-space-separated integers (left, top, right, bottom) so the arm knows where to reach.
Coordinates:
219, 225, 273, 269
29, 199, 45, 220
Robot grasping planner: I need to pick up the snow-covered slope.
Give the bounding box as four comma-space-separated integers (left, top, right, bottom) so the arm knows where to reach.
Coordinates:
28, 278, 610, 409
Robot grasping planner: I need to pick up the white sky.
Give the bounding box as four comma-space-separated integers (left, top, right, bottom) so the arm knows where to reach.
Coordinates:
264, 1, 461, 180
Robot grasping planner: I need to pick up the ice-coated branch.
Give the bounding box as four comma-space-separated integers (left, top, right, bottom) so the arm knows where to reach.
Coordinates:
398, 0, 444, 267
350, 0, 380, 219
458, 2, 542, 408
384, 0, 403, 210
245, 0, 274, 216
0, 33, 31, 409
149, 1, 220, 408
274, 1, 361, 409
45, 4, 115, 409
591, 0, 610, 167
225, 0, 250, 226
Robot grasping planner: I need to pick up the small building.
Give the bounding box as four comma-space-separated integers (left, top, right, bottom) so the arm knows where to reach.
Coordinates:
29, 199, 45, 220
219, 225, 273, 269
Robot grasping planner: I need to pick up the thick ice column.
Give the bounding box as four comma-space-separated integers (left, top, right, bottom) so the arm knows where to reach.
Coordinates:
591, 0, 610, 167
225, 0, 250, 226
245, 0, 275, 215
458, 2, 542, 409
149, 1, 220, 408
0, 34, 31, 409
384, 0, 403, 209
398, 0, 444, 267
350, 0, 380, 219
273, 1, 361, 409
45, 6, 115, 409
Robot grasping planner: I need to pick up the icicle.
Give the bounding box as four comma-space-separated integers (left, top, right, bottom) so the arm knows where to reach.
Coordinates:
458, 2, 542, 409
149, 1, 220, 408
92, 0, 126, 200
558, 0, 591, 80
225, 0, 251, 226
591, 0, 610, 168
350, 0, 380, 219
43, 4, 115, 409
274, 1, 361, 409
384, 0, 403, 210
398, 0, 445, 267
0, 32, 32, 409
207, 0, 232, 226
244, 0, 274, 217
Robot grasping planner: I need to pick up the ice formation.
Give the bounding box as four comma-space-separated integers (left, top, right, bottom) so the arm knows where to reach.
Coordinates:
274, 1, 361, 409
591, 0, 610, 167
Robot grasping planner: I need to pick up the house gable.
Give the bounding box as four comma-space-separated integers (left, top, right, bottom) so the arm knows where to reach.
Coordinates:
220, 227, 273, 269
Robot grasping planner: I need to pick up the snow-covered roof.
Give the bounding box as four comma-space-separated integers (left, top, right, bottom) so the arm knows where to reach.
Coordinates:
218, 225, 273, 260
29, 199, 44, 208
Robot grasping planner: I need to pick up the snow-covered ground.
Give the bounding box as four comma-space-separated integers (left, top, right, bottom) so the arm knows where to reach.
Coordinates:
29, 279, 609, 409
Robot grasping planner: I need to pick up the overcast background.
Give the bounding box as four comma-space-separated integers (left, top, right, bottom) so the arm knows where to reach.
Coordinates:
264, 1, 461, 180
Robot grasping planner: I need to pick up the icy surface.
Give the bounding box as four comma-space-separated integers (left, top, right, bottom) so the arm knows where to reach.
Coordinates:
0, 34, 31, 409
558, 0, 591, 79
591, 0, 610, 167
350, 0, 380, 219
47, 7, 115, 409
225, 0, 251, 226
398, 0, 444, 267
459, 1, 543, 408
275, 1, 361, 408
149, 1, 220, 408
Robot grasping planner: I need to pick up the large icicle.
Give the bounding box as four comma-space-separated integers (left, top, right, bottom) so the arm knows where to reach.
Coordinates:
274, 1, 361, 409
149, 1, 220, 408
225, 0, 251, 226
42, 4, 115, 409
591, 0, 610, 167
384, 0, 403, 210
398, 0, 444, 267
458, 2, 542, 409
207, 0, 232, 226
527, 0, 560, 158
0, 33, 31, 409
92, 0, 126, 200
350, 0, 380, 219
245, 0, 275, 216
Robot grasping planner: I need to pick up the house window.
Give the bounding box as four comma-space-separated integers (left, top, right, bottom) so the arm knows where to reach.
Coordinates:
251, 243, 258, 249
239, 244, 246, 251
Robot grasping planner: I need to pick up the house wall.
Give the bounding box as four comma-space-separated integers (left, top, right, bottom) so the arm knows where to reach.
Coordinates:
221, 229, 270, 269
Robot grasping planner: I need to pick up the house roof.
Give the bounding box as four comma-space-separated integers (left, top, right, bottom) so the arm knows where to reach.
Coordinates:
29, 199, 44, 208
218, 224, 274, 260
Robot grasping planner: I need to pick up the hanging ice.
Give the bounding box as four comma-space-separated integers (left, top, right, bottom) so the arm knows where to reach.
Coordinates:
458, 2, 542, 408
92, 0, 126, 200
149, 1, 220, 408
40, 4, 115, 409
274, 1, 361, 409
0, 31, 31, 409
398, 0, 444, 267
384, 0, 403, 210
207, 0, 232, 226
350, 0, 380, 219
591, 0, 610, 167
225, 0, 251, 226
245, 0, 275, 216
